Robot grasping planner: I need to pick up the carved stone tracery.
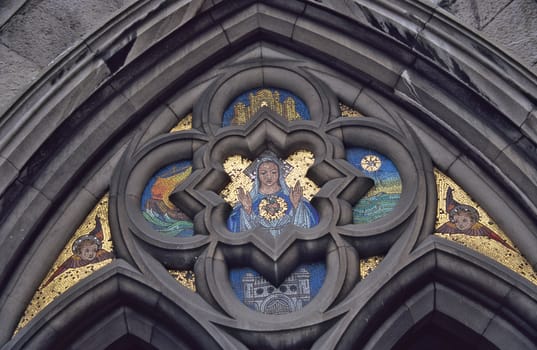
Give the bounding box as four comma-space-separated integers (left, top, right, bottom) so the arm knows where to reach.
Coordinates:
3, 1, 537, 349
110, 65, 435, 347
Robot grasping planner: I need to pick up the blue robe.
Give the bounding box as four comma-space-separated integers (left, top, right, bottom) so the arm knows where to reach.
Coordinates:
228, 189, 318, 235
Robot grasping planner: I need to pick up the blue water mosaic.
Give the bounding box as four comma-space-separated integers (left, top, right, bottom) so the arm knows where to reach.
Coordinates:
141, 161, 194, 237
346, 148, 402, 224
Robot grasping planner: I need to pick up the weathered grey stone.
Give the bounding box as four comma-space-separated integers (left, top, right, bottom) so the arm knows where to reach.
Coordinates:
405, 283, 435, 326
40, 0, 130, 35
260, 42, 304, 61
437, 0, 512, 30
84, 144, 127, 199
311, 0, 366, 23
0, 0, 135, 113
69, 308, 128, 349
521, 109, 537, 144
353, 88, 400, 123
395, 64, 512, 161
496, 139, 537, 206
124, 308, 154, 344
136, 105, 179, 146
166, 76, 218, 119
256, 3, 301, 40
8, 324, 59, 350
98, 0, 186, 69
110, 25, 228, 110
421, 14, 535, 127
15, 187, 97, 285
0, 2, 80, 68
229, 42, 263, 63
293, 15, 405, 89
353, 0, 434, 49
0, 156, 18, 195
0, 0, 133, 67
503, 287, 537, 331
362, 306, 415, 350
304, 67, 364, 109
0, 0, 26, 27
0, 186, 51, 285
407, 119, 460, 172
435, 283, 495, 334
0, 52, 111, 171
220, 4, 260, 44
481, 0, 537, 70
0, 43, 40, 113
1, 1, 537, 349
31, 89, 135, 200
353, 86, 431, 130
482, 315, 537, 349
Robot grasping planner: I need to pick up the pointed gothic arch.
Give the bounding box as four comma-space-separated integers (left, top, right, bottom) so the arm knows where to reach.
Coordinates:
7, 262, 224, 349
1, 1, 536, 349
338, 240, 537, 349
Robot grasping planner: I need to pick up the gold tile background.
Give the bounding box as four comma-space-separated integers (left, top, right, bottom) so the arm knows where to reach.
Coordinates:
434, 169, 537, 285
15, 195, 113, 334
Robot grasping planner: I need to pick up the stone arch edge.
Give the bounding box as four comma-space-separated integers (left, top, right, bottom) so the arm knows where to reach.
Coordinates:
0, 0, 536, 346
330, 237, 537, 349
2, 260, 228, 350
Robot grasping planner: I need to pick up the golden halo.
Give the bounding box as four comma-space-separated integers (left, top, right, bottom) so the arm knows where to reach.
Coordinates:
259, 196, 288, 221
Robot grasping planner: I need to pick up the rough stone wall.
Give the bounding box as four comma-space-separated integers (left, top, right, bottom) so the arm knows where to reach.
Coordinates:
0, 0, 536, 113
0, 0, 135, 112
432, 0, 537, 70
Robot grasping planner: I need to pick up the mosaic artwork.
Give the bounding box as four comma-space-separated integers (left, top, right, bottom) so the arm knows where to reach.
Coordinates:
360, 256, 384, 279
346, 148, 402, 224
44, 217, 113, 285
222, 150, 325, 313
339, 102, 364, 117
223, 150, 319, 235
222, 88, 310, 126
434, 169, 537, 284
141, 161, 194, 237
16, 195, 114, 333
230, 263, 326, 314
169, 270, 196, 292
141, 114, 195, 237
170, 113, 193, 132
164, 116, 200, 290
16, 115, 196, 335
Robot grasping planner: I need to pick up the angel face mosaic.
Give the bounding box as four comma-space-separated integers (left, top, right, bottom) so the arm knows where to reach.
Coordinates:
16, 195, 114, 333
434, 169, 537, 284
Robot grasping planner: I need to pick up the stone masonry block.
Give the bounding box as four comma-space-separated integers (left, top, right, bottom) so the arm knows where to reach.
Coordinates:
0, 43, 41, 113
481, 0, 537, 70
437, 0, 512, 30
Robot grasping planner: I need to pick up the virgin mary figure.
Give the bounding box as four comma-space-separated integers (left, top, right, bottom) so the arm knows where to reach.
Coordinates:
227, 151, 319, 235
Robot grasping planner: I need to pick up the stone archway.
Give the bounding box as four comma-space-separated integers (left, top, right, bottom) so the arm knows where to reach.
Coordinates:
1, 1, 536, 349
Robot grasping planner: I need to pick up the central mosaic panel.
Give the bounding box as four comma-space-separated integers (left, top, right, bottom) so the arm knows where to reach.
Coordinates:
221, 150, 324, 313
223, 151, 319, 235
126, 85, 416, 319
111, 69, 431, 349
